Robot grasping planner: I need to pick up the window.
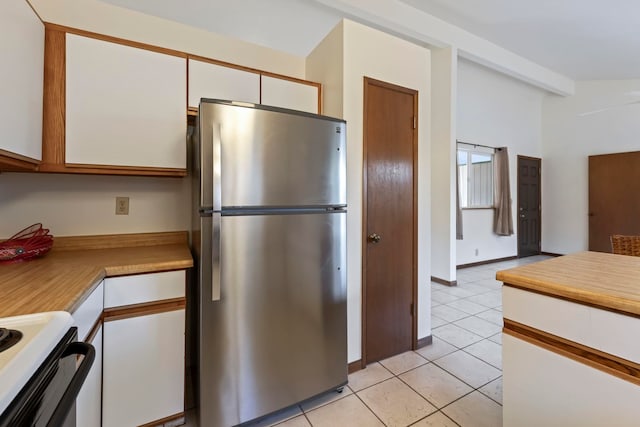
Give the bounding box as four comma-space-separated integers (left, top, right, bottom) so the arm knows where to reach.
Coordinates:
457, 147, 494, 208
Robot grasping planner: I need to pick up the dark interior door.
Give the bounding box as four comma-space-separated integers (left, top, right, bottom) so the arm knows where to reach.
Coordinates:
363, 77, 416, 364
589, 151, 640, 252
517, 156, 541, 257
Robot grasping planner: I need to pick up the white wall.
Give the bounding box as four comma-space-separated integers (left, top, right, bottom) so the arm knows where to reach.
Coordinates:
430, 47, 457, 282
542, 80, 640, 255
306, 22, 344, 118
28, 0, 305, 78
0, 173, 189, 237
456, 58, 545, 265
309, 20, 432, 363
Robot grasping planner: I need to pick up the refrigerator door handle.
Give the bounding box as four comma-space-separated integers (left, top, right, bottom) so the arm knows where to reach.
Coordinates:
212, 124, 222, 212
211, 212, 221, 301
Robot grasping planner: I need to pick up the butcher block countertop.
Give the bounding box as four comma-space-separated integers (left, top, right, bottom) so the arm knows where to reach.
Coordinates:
0, 231, 193, 317
496, 251, 640, 317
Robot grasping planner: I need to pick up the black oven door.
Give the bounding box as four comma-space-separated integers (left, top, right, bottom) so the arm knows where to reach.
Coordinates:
0, 327, 95, 427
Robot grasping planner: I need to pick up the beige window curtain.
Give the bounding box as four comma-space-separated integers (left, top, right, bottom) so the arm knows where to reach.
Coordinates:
493, 147, 514, 236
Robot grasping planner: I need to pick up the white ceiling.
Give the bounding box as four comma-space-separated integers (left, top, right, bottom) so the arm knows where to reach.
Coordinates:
100, 0, 640, 80
399, 0, 640, 80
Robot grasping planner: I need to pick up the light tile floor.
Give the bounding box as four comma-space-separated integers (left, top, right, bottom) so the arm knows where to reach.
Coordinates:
190, 255, 551, 427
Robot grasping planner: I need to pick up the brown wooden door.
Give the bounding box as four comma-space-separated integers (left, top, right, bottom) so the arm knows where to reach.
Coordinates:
363, 77, 417, 364
589, 151, 640, 252
517, 156, 541, 257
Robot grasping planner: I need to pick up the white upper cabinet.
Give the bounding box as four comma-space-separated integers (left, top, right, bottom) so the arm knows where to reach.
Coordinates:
188, 59, 260, 108
260, 75, 319, 114
65, 34, 187, 169
0, 0, 43, 161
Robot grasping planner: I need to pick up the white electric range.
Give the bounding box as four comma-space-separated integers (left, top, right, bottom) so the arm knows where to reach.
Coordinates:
0, 311, 94, 426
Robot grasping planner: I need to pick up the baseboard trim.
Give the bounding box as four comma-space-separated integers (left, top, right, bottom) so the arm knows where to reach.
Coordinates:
431, 276, 457, 286
541, 251, 563, 257
348, 360, 363, 374
457, 255, 518, 269
416, 335, 433, 349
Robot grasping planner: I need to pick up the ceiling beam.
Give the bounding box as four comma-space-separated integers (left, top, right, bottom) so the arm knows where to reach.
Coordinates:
313, 0, 575, 96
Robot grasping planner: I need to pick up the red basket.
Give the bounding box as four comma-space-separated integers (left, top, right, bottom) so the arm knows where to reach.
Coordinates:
0, 224, 54, 264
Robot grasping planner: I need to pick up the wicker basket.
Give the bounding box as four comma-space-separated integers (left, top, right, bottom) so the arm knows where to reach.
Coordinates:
0, 224, 53, 264
610, 235, 640, 256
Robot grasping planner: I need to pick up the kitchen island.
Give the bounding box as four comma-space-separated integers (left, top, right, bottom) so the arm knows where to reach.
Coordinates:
497, 251, 640, 427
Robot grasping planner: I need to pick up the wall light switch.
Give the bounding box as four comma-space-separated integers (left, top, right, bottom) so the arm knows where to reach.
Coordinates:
115, 197, 129, 215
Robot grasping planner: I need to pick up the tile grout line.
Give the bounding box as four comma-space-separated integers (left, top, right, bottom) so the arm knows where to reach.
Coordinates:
351, 387, 390, 427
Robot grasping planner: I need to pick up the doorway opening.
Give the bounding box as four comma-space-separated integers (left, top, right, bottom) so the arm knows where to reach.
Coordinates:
517, 156, 541, 257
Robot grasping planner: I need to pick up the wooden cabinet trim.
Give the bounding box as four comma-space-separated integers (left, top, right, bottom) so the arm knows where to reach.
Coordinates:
44, 23, 321, 91
38, 162, 187, 177
85, 317, 102, 343
103, 297, 186, 322
0, 149, 39, 172
188, 53, 320, 88
44, 23, 187, 59
504, 318, 640, 386
42, 27, 66, 166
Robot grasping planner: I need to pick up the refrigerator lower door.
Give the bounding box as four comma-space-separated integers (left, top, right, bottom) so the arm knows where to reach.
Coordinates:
199, 211, 347, 427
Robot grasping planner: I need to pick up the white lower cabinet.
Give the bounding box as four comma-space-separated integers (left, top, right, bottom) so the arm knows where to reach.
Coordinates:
71, 271, 186, 426
76, 325, 103, 427
102, 309, 185, 427
102, 271, 186, 426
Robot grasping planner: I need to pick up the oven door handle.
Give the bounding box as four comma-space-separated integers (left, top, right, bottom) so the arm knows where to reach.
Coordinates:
46, 342, 95, 427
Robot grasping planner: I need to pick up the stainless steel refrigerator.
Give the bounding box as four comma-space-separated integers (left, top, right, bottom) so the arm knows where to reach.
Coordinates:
191, 99, 347, 427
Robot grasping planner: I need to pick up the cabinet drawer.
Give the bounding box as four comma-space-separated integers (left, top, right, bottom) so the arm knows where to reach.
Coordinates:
72, 280, 104, 341
104, 270, 185, 308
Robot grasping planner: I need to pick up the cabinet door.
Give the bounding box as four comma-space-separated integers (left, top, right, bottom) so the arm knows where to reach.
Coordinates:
76, 325, 103, 427
260, 75, 319, 114
66, 34, 187, 169
0, 0, 43, 161
188, 59, 260, 108
102, 310, 185, 427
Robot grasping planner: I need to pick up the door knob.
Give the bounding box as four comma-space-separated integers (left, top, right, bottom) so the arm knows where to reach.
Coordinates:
368, 233, 382, 243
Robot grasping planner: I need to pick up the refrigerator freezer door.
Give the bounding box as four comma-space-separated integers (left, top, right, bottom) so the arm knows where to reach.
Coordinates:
199, 211, 347, 426
199, 101, 346, 209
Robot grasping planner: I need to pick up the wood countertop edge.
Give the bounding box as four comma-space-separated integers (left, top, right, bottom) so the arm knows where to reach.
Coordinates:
103, 260, 194, 277
66, 271, 106, 314
0, 231, 193, 317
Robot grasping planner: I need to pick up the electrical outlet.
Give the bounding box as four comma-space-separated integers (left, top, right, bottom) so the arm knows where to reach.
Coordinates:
475, 248, 479, 256
115, 197, 129, 215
